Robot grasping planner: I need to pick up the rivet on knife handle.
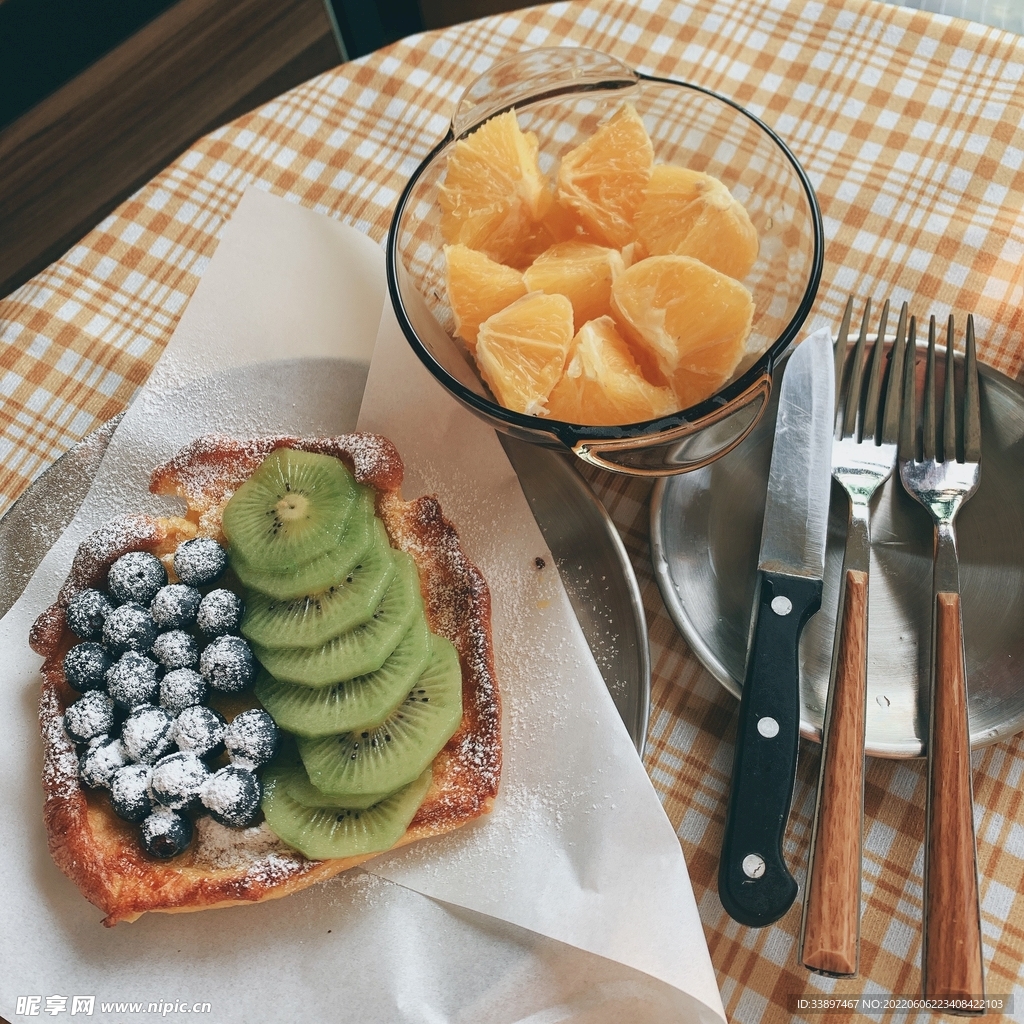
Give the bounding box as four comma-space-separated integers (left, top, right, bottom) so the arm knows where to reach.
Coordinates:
718, 570, 821, 927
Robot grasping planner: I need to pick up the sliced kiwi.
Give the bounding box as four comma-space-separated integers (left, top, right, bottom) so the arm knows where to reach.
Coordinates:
231, 486, 377, 601
252, 551, 423, 685
222, 449, 357, 570
254, 616, 432, 735
241, 520, 396, 649
262, 762, 432, 860
296, 634, 463, 797
282, 762, 393, 810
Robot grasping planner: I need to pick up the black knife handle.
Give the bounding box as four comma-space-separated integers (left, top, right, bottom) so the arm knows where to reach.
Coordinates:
718, 570, 822, 927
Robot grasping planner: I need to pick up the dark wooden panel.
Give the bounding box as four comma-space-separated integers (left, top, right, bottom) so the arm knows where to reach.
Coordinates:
0, 0, 341, 298
0, 0, 180, 130
418, 0, 532, 29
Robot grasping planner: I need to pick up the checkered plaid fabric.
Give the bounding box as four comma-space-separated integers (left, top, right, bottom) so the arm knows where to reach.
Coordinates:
2, 0, 1023, 1018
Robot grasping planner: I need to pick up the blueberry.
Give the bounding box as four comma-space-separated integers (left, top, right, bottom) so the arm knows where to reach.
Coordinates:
200, 635, 254, 693
107, 551, 167, 605
63, 642, 112, 692
172, 704, 225, 759
63, 690, 115, 744
65, 589, 115, 640
140, 808, 193, 858
224, 709, 279, 769
173, 538, 227, 587
102, 602, 158, 655
149, 751, 209, 810
196, 589, 243, 637
159, 668, 207, 714
150, 584, 201, 630
105, 651, 160, 708
121, 705, 176, 764
79, 736, 128, 789
199, 765, 262, 827
151, 630, 199, 670
110, 763, 154, 822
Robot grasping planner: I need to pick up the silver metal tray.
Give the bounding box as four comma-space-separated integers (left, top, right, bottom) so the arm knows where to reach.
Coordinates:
651, 352, 1024, 758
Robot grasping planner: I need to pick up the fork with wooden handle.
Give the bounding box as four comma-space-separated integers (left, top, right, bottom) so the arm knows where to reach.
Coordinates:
799, 297, 909, 977
899, 314, 985, 1009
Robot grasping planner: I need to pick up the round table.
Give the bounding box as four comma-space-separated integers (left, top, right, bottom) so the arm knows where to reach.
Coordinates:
3, 0, 1023, 1018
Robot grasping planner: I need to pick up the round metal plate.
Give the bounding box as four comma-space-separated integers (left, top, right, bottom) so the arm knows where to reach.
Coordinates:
651, 357, 1024, 758
502, 435, 651, 756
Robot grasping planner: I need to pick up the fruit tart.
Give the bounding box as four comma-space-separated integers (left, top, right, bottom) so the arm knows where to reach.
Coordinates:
31, 433, 501, 925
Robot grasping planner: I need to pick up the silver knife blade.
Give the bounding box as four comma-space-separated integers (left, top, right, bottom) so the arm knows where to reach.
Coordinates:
757, 327, 835, 579
0, 413, 123, 619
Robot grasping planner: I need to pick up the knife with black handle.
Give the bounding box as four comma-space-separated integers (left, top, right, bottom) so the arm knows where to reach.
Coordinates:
718, 328, 835, 928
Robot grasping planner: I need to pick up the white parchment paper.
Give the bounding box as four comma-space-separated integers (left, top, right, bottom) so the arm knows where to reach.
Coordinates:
0, 188, 725, 1024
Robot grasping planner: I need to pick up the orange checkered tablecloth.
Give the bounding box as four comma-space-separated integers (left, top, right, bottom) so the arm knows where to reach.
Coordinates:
2, 0, 1023, 1019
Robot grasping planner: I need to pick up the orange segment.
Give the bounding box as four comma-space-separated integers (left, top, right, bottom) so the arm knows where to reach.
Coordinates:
443, 244, 527, 348
523, 241, 625, 327
475, 292, 575, 415
511, 197, 593, 268
636, 165, 759, 280
547, 317, 677, 425
439, 110, 551, 264
556, 103, 653, 249
611, 255, 754, 408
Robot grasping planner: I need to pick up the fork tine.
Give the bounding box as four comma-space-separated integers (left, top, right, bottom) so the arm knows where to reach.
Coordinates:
881, 302, 909, 444
842, 299, 872, 438
834, 296, 855, 422
942, 316, 957, 463
900, 316, 918, 459
964, 315, 982, 463
922, 316, 938, 462
862, 299, 890, 441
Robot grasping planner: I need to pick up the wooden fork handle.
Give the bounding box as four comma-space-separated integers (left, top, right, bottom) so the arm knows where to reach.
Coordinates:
924, 592, 984, 1006
802, 568, 867, 976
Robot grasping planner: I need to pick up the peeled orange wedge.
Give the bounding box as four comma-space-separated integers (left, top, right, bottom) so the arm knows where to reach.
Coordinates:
547, 317, 677, 425
556, 104, 653, 248
523, 241, 625, 327
511, 198, 593, 267
435, 104, 763, 424
635, 165, 759, 280
475, 292, 575, 415
438, 110, 551, 265
611, 255, 754, 408
444, 244, 527, 347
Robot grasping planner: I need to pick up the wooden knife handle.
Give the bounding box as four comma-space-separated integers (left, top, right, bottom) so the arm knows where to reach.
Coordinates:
802, 568, 867, 977
924, 591, 984, 1007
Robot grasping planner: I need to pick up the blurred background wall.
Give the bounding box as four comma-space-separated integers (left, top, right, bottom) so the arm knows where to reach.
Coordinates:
1, 0, 1019, 299
0, 0, 502, 298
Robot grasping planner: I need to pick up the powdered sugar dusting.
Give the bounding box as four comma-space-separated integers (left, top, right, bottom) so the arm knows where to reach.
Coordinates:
199, 767, 249, 815
380, 490, 502, 829
193, 817, 304, 872
31, 431, 501, 920
150, 433, 405, 512
56, 515, 163, 607
40, 685, 81, 801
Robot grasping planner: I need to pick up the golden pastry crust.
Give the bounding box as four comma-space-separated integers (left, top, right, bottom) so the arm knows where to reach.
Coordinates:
31, 433, 501, 926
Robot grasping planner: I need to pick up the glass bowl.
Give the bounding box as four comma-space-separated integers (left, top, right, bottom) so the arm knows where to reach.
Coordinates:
386, 47, 823, 476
